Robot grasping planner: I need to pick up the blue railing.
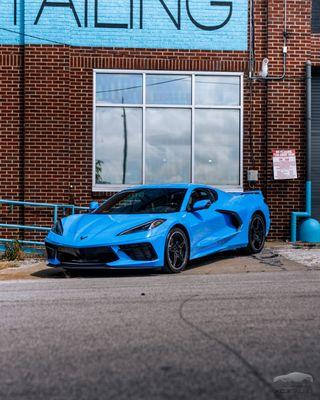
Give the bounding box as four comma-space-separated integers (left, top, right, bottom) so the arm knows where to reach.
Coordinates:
0, 199, 89, 247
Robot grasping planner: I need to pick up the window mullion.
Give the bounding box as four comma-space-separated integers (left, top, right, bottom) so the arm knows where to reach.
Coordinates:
191, 74, 195, 183
93, 71, 97, 187
142, 73, 146, 185
240, 73, 244, 188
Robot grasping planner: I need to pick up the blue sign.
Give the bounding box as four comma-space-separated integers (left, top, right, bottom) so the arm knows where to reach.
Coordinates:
0, 1, 248, 50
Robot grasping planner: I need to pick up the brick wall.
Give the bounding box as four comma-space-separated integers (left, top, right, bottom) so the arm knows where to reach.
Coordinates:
0, 47, 23, 238
0, 0, 319, 241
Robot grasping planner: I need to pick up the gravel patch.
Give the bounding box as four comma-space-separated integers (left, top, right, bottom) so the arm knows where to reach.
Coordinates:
278, 246, 320, 269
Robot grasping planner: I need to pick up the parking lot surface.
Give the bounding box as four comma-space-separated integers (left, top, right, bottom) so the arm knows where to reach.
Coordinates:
0, 269, 319, 400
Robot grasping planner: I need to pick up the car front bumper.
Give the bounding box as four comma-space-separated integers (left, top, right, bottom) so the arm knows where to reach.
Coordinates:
45, 236, 165, 269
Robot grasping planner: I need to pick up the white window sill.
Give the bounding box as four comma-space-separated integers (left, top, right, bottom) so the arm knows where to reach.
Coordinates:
92, 185, 244, 193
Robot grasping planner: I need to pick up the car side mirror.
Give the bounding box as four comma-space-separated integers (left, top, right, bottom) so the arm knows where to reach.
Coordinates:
192, 200, 211, 212
89, 201, 99, 212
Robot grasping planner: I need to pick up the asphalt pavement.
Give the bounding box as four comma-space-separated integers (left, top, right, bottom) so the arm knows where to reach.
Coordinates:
0, 270, 320, 400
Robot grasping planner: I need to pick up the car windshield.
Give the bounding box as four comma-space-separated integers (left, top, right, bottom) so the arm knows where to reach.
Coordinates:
94, 189, 187, 214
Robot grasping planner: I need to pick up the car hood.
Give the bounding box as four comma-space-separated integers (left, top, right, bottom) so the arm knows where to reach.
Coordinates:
48, 213, 175, 246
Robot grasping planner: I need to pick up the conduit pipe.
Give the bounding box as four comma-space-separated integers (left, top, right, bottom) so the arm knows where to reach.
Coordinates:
290, 61, 312, 242
249, 0, 287, 81
19, 0, 26, 240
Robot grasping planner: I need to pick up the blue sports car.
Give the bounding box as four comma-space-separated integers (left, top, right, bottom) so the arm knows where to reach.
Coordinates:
45, 184, 270, 273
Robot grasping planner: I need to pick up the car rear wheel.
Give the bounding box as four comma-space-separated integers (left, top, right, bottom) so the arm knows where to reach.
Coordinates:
246, 213, 266, 254
164, 228, 189, 273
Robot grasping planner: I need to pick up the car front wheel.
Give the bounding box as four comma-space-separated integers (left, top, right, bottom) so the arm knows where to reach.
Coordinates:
164, 228, 189, 273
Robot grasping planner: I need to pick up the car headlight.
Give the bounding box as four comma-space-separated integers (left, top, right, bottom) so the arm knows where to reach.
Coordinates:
118, 219, 166, 236
51, 219, 63, 235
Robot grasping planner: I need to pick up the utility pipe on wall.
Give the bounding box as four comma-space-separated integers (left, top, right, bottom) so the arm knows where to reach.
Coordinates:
306, 61, 312, 185
290, 61, 312, 242
249, 0, 287, 81
19, 0, 26, 240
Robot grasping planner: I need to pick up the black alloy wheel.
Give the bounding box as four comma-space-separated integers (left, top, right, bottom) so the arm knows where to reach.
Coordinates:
164, 228, 189, 273
247, 213, 266, 254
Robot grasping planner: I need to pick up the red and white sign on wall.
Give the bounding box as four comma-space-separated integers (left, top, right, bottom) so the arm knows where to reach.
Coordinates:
273, 150, 297, 180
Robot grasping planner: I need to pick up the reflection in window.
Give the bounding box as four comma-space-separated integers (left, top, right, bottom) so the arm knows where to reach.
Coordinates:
196, 76, 240, 106
146, 109, 191, 184
94, 72, 242, 189
312, 0, 320, 33
146, 75, 192, 105
95, 108, 142, 185
195, 109, 240, 185
96, 73, 142, 104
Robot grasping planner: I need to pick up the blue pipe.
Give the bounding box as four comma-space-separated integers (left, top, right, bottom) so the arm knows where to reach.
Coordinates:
291, 181, 311, 242
0, 238, 44, 246
0, 199, 88, 210
291, 61, 313, 242
0, 198, 90, 249
53, 206, 58, 224
0, 224, 51, 232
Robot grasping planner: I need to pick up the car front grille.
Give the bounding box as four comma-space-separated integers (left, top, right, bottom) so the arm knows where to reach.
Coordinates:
46, 244, 119, 265
119, 243, 157, 261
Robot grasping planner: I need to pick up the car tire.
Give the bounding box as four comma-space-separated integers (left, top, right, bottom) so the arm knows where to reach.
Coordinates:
245, 213, 266, 254
164, 227, 189, 273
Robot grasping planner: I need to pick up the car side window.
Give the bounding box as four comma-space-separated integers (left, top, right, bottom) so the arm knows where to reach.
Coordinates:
187, 188, 216, 211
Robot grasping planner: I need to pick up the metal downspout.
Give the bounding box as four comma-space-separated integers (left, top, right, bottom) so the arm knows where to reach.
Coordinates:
306, 60, 312, 216
290, 61, 312, 242
19, 0, 26, 241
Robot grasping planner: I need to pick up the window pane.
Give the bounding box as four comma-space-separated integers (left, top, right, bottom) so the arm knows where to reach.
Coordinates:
312, 0, 320, 33
96, 74, 142, 104
95, 108, 142, 185
195, 76, 240, 106
146, 109, 191, 184
146, 75, 191, 105
195, 109, 240, 185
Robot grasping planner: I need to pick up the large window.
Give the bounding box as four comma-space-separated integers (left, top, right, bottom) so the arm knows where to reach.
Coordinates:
94, 71, 243, 191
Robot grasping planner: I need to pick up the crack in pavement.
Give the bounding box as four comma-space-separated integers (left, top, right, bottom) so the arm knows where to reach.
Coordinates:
179, 294, 285, 400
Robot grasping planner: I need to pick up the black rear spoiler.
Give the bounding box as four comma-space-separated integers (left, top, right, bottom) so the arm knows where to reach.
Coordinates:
239, 191, 262, 195
229, 191, 262, 196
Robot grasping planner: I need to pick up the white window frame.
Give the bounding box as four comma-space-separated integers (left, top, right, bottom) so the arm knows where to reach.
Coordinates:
93, 69, 244, 192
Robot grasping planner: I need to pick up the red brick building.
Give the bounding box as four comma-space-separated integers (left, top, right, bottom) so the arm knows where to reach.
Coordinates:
1, 0, 320, 240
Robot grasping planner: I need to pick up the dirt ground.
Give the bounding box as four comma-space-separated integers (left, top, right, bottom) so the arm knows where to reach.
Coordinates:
0, 242, 316, 281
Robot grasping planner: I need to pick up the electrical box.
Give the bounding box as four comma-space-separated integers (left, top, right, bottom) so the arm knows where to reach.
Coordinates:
247, 170, 259, 182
